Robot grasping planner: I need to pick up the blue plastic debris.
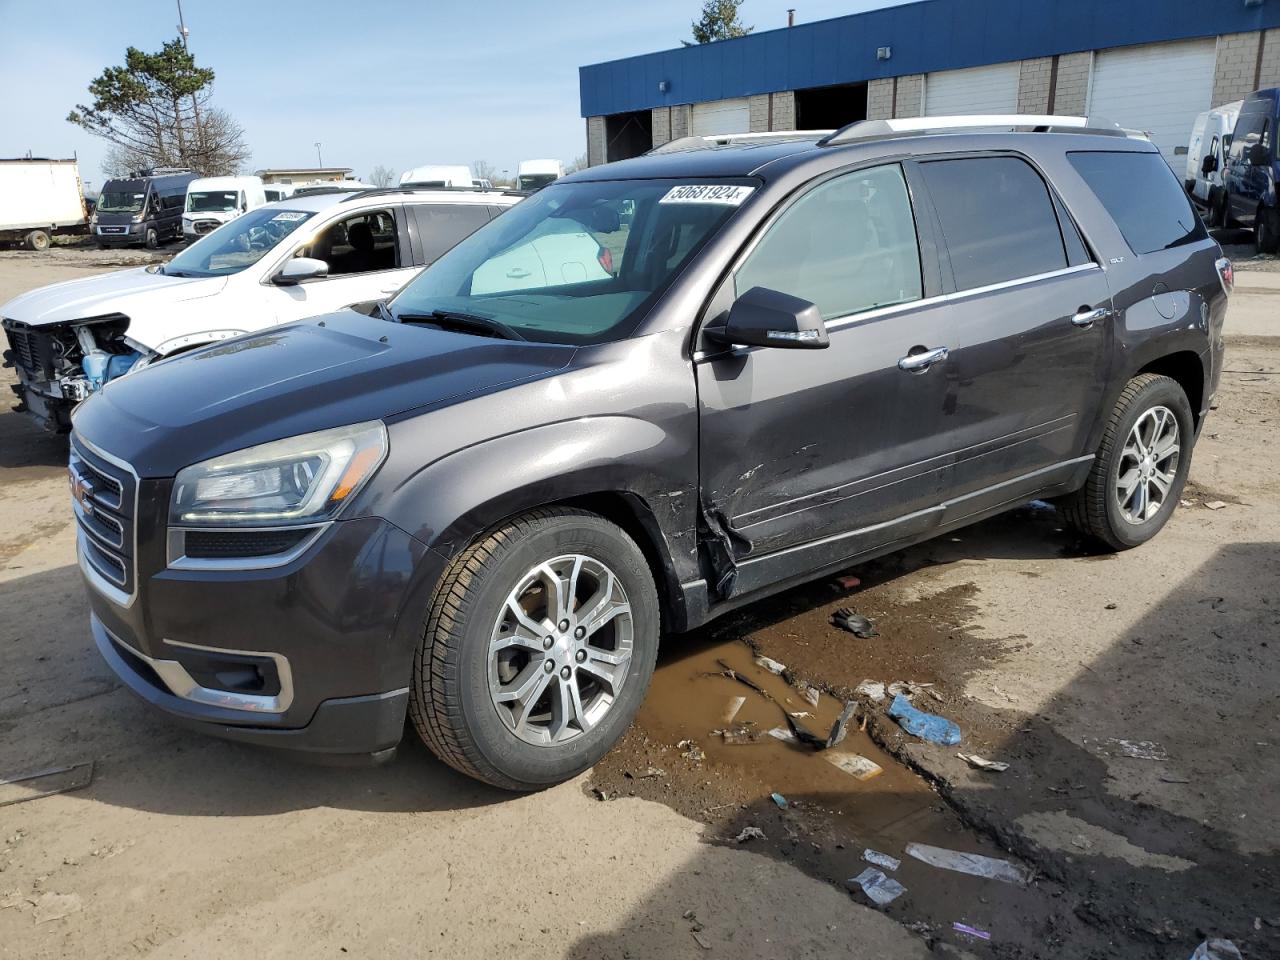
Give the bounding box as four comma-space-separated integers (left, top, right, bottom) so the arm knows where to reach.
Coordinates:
888, 694, 962, 745
771, 792, 788, 809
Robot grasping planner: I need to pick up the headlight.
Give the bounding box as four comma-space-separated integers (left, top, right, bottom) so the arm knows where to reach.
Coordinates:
170, 421, 388, 527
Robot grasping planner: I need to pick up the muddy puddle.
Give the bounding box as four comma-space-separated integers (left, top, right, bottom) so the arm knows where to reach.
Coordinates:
588, 524, 1121, 956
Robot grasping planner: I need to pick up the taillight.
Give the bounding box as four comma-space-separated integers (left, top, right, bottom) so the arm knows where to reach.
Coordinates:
597, 244, 614, 274
1215, 256, 1234, 295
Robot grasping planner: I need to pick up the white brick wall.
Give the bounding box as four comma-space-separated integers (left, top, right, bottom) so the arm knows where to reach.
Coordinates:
867, 78, 894, 120
749, 94, 771, 132
1018, 57, 1053, 113
1053, 52, 1092, 115
1214, 32, 1262, 105
651, 107, 672, 147
586, 116, 606, 167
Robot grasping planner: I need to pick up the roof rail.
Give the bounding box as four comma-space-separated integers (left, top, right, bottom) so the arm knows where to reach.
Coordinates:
819, 114, 1125, 146
648, 130, 834, 155
340, 185, 529, 203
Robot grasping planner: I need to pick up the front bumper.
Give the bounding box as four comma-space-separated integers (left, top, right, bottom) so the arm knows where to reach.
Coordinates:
81, 500, 446, 759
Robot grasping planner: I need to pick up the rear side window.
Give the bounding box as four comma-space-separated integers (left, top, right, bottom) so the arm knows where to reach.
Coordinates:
413, 204, 493, 263
1068, 151, 1205, 255
919, 157, 1068, 291
734, 163, 923, 321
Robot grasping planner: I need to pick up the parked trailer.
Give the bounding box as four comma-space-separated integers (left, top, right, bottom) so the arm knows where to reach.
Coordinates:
0, 159, 89, 251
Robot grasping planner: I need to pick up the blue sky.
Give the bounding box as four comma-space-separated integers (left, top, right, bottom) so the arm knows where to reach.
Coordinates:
0, 0, 908, 188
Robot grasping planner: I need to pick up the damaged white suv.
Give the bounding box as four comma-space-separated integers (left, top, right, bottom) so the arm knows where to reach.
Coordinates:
2, 187, 521, 431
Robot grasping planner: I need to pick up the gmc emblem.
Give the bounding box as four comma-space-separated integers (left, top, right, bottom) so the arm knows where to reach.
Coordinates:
69, 470, 95, 517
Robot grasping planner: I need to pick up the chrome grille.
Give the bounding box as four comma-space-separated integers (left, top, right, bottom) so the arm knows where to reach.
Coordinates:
70, 437, 137, 599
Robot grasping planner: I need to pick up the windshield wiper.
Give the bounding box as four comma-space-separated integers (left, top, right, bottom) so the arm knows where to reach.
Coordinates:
394, 309, 526, 342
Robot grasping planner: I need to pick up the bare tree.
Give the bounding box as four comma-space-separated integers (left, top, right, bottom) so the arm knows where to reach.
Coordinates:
472, 159, 499, 184
68, 40, 250, 176
369, 164, 396, 187
564, 152, 589, 174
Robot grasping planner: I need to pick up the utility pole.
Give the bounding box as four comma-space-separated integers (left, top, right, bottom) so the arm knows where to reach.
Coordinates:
176, 0, 202, 170
315, 142, 324, 167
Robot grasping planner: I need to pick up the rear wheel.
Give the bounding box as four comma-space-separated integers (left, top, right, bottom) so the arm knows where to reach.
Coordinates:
1062, 374, 1194, 551
409, 507, 659, 791
23, 230, 50, 252
144, 227, 159, 250
1207, 189, 1225, 228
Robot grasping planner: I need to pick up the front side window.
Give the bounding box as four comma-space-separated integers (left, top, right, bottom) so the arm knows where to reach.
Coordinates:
391, 178, 747, 345
920, 157, 1068, 291
161, 207, 315, 278
734, 164, 923, 321
298, 209, 400, 276
1068, 151, 1205, 256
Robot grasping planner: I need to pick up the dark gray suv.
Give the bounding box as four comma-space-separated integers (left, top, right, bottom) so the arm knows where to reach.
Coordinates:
69, 117, 1231, 790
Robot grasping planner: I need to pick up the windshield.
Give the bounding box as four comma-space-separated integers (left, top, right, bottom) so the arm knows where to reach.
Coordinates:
187, 190, 241, 213
161, 207, 315, 277
390, 178, 753, 345
517, 173, 559, 191
98, 189, 146, 213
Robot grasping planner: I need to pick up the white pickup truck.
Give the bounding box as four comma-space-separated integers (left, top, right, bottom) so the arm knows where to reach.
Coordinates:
0, 158, 89, 251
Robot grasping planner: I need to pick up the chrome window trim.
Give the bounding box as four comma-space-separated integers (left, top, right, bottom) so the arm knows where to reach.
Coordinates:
105, 626, 295, 714
72, 435, 140, 608
165, 522, 331, 571
693, 263, 1101, 362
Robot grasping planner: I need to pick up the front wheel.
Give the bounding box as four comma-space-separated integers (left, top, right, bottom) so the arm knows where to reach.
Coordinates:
144, 227, 159, 250
24, 230, 50, 252
1062, 374, 1194, 550
1256, 208, 1280, 255
409, 507, 659, 791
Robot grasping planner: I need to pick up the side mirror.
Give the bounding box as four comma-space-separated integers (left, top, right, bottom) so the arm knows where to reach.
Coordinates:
704, 286, 829, 350
273, 256, 329, 285
1249, 142, 1270, 166
1201, 154, 1218, 175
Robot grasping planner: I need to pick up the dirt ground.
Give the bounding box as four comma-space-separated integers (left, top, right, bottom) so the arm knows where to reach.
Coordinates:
1, 243, 1277, 959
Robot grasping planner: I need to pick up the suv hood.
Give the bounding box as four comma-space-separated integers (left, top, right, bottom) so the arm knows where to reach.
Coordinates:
72, 310, 577, 477
0, 267, 227, 330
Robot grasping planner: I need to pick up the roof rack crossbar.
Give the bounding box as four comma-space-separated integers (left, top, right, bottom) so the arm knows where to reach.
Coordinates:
819, 114, 1123, 146
337, 185, 529, 202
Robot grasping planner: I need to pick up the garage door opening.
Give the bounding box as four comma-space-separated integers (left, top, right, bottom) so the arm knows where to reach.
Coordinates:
605, 110, 653, 162
796, 83, 868, 130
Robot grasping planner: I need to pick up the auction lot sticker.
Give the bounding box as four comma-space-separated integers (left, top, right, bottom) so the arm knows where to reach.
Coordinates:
659, 184, 755, 205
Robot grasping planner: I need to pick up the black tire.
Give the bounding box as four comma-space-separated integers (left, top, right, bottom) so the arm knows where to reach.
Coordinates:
144, 227, 159, 250
409, 507, 659, 791
24, 230, 50, 252
1206, 189, 1225, 228
1062, 374, 1194, 551
1256, 208, 1280, 255
1219, 190, 1236, 229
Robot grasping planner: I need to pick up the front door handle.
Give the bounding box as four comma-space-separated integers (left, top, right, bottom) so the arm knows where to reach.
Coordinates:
898, 346, 950, 372
1071, 306, 1111, 328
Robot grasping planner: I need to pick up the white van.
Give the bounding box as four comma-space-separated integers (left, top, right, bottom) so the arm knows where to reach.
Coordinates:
516, 159, 564, 192
1186, 101, 1242, 223
400, 165, 474, 188
182, 175, 268, 239
263, 183, 294, 203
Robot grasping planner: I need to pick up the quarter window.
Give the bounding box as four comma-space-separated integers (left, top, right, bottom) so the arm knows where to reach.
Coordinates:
734, 164, 922, 321
1068, 151, 1205, 256
920, 157, 1068, 291
413, 204, 494, 263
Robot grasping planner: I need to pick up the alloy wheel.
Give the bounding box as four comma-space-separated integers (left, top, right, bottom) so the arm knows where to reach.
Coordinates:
487, 554, 633, 746
1115, 405, 1180, 524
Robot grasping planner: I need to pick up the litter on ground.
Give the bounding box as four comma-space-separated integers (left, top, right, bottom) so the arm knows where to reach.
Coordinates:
0, 762, 95, 808
734, 826, 766, 843
678, 739, 705, 762
718, 724, 764, 745
889, 694, 963, 745
905, 842, 1034, 887
957, 753, 1010, 773
770, 792, 788, 809
753, 655, 787, 675
1092, 738, 1170, 761
863, 849, 901, 872
1188, 939, 1242, 960
31, 891, 82, 924
855, 680, 887, 701
824, 700, 858, 749
826, 753, 883, 781
850, 867, 907, 906
953, 921, 992, 941
721, 696, 746, 723
831, 607, 879, 638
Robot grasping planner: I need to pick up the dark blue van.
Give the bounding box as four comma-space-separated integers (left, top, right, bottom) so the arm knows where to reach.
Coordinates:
92, 170, 198, 249
1222, 88, 1280, 254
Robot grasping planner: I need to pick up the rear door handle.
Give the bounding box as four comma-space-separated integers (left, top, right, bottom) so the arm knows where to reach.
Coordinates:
898, 346, 950, 372
1071, 306, 1111, 328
